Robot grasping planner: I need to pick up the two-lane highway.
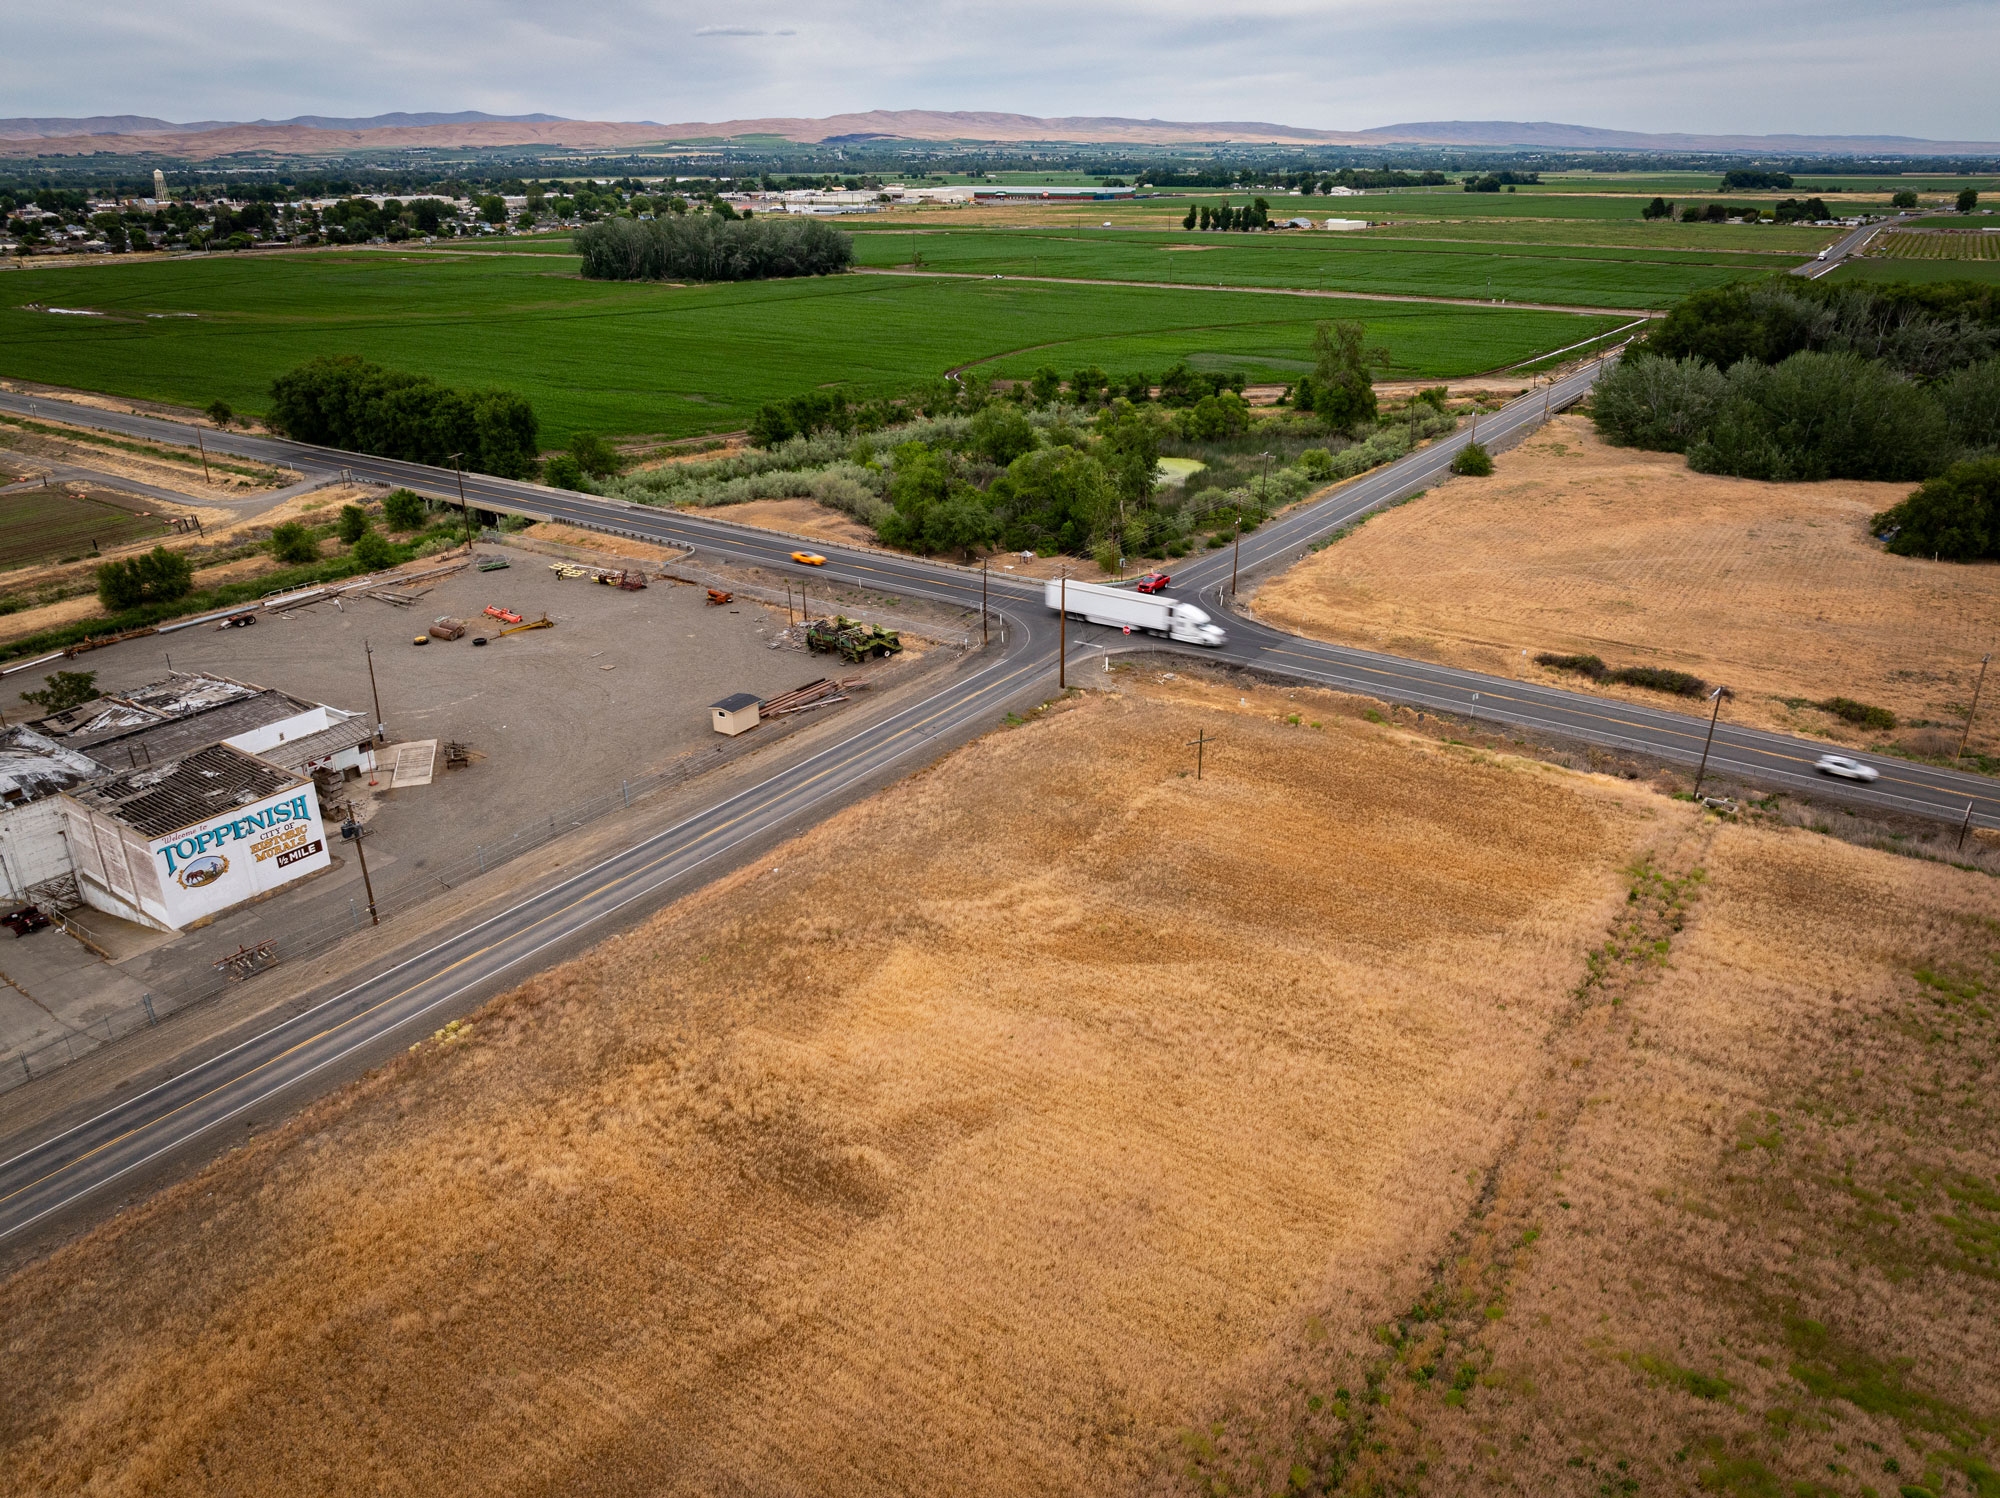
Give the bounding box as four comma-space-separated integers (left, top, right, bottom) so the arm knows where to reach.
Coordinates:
2, 365, 1994, 1250
0, 592, 1049, 1246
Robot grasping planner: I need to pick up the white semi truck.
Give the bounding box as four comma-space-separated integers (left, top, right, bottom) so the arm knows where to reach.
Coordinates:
1043, 578, 1227, 646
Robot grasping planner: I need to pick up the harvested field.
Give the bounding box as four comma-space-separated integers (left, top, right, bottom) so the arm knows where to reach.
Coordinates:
0, 483, 376, 647
1188, 779, 2000, 1498
0, 487, 168, 568
1251, 414, 2000, 757
3, 673, 1996, 1495
0, 674, 1659, 1495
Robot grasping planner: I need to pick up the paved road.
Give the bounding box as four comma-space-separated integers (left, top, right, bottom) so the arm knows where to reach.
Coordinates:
1792, 216, 1899, 279
0, 604, 1049, 1248
3, 369, 1993, 829
2, 365, 1995, 1250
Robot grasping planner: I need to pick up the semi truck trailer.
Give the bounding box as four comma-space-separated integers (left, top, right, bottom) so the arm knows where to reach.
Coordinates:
1043, 579, 1227, 646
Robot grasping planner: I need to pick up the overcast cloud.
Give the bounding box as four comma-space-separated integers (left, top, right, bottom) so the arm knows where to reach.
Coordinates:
6, 0, 1996, 140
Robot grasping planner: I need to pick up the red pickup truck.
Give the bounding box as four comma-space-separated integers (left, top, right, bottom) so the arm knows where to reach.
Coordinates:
1135, 572, 1171, 594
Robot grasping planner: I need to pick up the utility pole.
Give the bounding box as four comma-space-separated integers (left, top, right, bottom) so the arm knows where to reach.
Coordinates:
364, 639, 385, 743
341, 808, 378, 926
981, 556, 988, 646
448, 452, 470, 546
1186, 728, 1213, 780
1692, 685, 1726, 799
1956, 653, 1990, 765
1958, 801, 1976, 853
1230, 514, 1243, 596
1058, 569, 1067, 689
194, 428, 211, 484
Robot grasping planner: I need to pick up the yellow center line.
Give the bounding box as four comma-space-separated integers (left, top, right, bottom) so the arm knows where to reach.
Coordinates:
2, 650, 1049, 1209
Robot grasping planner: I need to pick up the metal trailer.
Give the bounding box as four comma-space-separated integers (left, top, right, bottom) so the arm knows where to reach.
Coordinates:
1042, 579, 1226, 646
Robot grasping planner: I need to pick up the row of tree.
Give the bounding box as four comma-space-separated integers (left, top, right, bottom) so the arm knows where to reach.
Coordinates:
1647, 280, 1998, 379
744, 318, 1386, 455
1593, 276, 2000, 488
266, 356, 541, 478
1180, 200, 1273, 231
574, 214, 853, 282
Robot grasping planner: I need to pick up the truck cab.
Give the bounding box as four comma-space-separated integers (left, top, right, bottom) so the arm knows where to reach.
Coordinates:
1169, 603, 1226, 647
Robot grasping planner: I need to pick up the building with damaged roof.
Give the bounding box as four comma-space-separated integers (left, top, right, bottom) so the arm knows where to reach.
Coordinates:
32, 671, 375, 780
63, 742, 331, 932
0, 726, 109, 903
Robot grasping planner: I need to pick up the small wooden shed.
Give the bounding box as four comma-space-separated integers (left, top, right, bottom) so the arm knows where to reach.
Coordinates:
710, 692, 762, 737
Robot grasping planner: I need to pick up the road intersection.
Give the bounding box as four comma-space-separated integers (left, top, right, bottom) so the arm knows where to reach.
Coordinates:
0, 365, 1992, 1252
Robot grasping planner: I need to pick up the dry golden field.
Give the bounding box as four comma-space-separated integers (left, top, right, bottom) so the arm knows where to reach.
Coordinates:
1252, 415, 2000, 759
2, 672, 1995, 1497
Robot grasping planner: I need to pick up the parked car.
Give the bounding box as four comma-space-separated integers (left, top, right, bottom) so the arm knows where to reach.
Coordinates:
2, 906, 50, 937
1135, 571, 1172, 594
1814, 754, 1879, 782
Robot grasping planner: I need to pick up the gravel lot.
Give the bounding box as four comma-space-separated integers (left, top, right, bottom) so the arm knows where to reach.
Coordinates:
1, 539, 936, 1044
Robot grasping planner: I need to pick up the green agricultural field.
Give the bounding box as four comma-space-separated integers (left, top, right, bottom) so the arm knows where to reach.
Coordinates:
1535, 173, 2000, 195
1829, 256, 2000, 285
0, 488, 166, 570
845, 226, 1796, 307
1362, 219, 1839, 253
1870, 229, 2000, 260
0, 251, 1625, 440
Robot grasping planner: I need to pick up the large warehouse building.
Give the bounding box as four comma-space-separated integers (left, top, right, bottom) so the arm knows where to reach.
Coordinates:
0, 672, 367, 931
63, 744, 330, 933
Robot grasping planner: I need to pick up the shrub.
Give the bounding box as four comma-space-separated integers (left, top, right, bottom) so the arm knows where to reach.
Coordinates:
19, 669, 99, 713
95, 546, 193, 610
1871, 457, 2000, 561
206, 398, 234, 428
1450, 441, 1494, 476
350, 530, 398, 571
1093, 538, 1122, 574
1299, 448, 1336, 480
1591, 355, 1729, 452
1535, 652, 1607, 679
268, 521, 319, 564
1686, 351, 1949, 483
543, 453, 589, 491
1940, 358, 2000, 451
381, 488, 428, 531
1818, 697, 1897, 731
335, 504, 370, 544
568, 432, 622, 478
1607, 665, 1709, 697
574, 214, 853, 282
968, 404, 1039, 466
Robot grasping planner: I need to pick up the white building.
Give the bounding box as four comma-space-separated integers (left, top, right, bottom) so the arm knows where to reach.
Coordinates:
32, 673, 375, 781
1322, 219, 1370, 231
62, 744, 331, 932
0, 727, 108, 903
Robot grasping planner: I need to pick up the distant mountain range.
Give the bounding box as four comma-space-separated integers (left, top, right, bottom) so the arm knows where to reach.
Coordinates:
0, 110, 572, 139
3, 109, 1995, 158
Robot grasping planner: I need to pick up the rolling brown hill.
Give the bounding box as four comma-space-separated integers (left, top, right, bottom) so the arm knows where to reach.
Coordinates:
6, 109, 1997, 158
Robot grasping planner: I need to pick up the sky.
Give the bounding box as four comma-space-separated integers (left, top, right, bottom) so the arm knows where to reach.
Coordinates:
7, 0, 1998, 140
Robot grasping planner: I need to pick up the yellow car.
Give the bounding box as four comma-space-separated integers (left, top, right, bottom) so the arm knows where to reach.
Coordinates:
791, 550, 827, 566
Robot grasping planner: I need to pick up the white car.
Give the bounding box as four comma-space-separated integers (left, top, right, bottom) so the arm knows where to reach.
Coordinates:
1814, 754, 1879, 782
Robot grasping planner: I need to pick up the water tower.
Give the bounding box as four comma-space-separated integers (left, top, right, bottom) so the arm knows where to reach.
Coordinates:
153, 169, 167, 203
